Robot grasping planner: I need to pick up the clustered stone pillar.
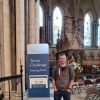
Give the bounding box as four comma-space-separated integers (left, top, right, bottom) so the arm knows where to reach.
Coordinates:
35, 0, 40, 43
16, 0, 25, 93
28, 0, 36, 43
28, 0, 40, 44
0, 1, 3, 78
2, 0, 11, 92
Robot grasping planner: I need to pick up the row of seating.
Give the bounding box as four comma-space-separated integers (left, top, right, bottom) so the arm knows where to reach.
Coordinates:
84, 87, 100, 100
72, 74, 100, 94
72, 74, 100, 99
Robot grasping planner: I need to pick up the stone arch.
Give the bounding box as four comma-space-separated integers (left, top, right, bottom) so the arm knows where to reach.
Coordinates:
51, 4, 64, 17
84, 11, 93, 22
39, 5, 44, 27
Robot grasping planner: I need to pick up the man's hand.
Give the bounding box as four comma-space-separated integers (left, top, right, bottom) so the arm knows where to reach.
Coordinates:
54, 88, 57, 92
67, 88, 71, 92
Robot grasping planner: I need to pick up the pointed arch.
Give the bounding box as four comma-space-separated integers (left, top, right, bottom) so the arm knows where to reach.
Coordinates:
53, 6, 63, 44
84, 12, 92, 47
39, 5, 43, 27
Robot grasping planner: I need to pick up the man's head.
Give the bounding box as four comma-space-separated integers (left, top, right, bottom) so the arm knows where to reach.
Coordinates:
58, 53, 69, 65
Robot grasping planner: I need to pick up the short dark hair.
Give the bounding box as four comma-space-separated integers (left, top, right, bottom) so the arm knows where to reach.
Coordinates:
58, 53, 68, 58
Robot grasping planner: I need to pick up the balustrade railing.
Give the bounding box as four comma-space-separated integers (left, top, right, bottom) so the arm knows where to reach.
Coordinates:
0, 65, 23, 100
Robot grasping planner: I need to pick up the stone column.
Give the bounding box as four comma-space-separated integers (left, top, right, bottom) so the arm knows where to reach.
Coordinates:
44, 11, 50, 43
92, 21, 97, 48
0, 0, 3, 77
9, 0, 16, 91
3, 0, 11, 76
2, 0, 11, 92
35, 0, 40, 43
16, 0, 25, 92
28, 0, 36, 43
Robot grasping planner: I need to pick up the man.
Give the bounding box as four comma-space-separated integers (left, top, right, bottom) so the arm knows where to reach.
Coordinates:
52, 53, 75, 100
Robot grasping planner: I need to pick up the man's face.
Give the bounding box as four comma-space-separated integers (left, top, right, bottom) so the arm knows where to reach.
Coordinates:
59, 55, 68, 65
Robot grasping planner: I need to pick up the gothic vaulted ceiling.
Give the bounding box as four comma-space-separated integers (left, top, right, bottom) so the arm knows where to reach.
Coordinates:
40, 0, 100, 18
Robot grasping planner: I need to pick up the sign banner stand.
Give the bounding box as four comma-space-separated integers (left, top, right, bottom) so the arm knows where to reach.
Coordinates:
27, 44, 50, 97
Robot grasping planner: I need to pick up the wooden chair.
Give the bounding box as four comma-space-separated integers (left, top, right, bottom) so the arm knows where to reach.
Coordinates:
95, 78, 100, 89
86, 75, 92, 79
84, 87, 100, 100
84, 80, 94, 88
72, 75, 85, 94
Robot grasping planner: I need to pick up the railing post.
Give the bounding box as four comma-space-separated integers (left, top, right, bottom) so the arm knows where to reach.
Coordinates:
20, 64, 23, 100
8, 80, 10, 100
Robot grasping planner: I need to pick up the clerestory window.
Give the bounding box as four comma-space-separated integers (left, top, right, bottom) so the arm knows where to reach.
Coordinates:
84, 13, 92, 47
53, 6, 62, 44
39, 5, 43, 27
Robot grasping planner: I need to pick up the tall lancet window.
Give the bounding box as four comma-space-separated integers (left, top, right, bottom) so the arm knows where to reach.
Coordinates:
39, 5, 43, 27
53, 6, 62, 44
97, 18, 100, 47
84, 13, 92, 47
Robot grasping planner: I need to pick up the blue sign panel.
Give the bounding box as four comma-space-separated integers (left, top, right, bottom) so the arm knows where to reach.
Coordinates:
27, 44, 50, 97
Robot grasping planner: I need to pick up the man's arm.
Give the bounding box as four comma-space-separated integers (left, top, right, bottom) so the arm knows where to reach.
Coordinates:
52, 79, 57, 91
67, 78, 74, 92
52, 67, 57, 91
67, 65, 75, 92
68, 78, 74, 89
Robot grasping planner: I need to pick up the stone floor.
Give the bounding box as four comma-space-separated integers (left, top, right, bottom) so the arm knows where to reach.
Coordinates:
3, 82, 87, 100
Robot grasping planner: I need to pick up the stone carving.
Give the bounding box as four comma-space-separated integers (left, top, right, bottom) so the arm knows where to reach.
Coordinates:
52, 49, 56, 57
98, 51, 100, 58
90, 51, 95, 59
79, 50, 85, 59
73, 51, 79, 62
56, 16, 83, 51
67, 50, 73, 59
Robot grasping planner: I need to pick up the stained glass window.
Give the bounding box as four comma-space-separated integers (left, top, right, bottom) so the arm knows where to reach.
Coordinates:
97, 18, 100, 47
84, 13, 92, 47
39, 5, 43, 27
53, 7, 62, 44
